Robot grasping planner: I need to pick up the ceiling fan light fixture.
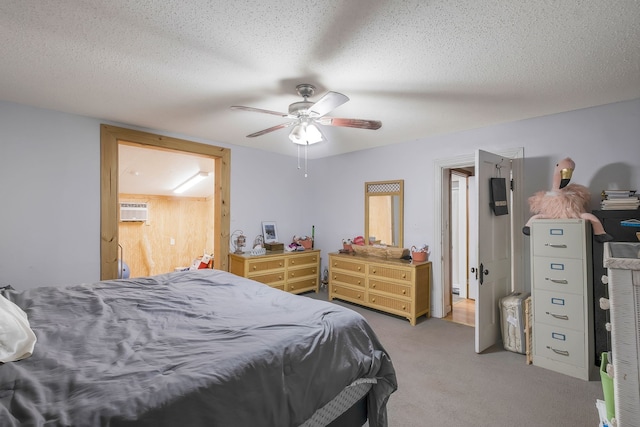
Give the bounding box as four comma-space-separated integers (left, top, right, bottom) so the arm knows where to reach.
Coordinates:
289, 124, 305, 145
289, 122, 324, 145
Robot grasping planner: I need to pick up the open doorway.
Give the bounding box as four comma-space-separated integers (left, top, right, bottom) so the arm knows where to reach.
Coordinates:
100, 124, 231, 280
118, 143, 216, 278
446, 168, 476, 327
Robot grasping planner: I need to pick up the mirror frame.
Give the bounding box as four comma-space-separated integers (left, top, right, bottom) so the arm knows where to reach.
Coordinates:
365, 179, 404, 248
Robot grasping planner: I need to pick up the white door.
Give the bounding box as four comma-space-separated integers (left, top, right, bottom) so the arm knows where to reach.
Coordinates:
468, 176, 478, 300
474, 149, 512, 353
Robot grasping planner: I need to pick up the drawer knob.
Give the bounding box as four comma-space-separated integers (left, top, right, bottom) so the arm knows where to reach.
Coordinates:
357, 281, 361, 285
357, 294, 361, 299
291, 273, 295, 277
358, 267, 361, 271
402, 305, 406, 310
291, 260, 295, 264
291, 285, 295, 289
372, 298, 376, 303
279, 262, 283, 267
372, 283, 376, 288
333, 275, 337, 280
278, 276, 282, 280
334, 262, 337, 266
402, 290, 406, 295
402, 273, 406, 279
252, 266, 257, 270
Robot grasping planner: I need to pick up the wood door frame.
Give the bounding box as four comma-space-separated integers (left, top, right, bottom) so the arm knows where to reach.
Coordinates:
100, 124, 231, 280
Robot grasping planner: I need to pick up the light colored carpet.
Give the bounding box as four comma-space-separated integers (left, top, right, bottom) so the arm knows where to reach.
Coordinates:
306, 288, 604, 426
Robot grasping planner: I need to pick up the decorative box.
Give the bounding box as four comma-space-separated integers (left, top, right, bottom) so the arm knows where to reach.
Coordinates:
265, 242, 284, 251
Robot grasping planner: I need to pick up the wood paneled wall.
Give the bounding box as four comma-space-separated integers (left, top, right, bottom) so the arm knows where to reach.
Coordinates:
119, 194, 214, 277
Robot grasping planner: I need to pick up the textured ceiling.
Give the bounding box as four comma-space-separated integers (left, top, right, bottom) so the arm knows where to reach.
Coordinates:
1, 0, 639, 160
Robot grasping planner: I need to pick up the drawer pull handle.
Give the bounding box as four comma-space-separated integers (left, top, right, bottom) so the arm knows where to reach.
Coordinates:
549, 347, 570, 357
548, 312, 569, 320
548, 279, 568, 284
546, 244, 567, 248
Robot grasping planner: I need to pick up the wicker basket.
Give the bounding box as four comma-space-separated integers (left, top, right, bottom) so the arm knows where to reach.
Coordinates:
351, 245, 409, 259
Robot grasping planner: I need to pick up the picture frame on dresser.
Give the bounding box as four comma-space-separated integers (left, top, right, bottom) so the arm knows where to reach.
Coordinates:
261, 221, 278, 243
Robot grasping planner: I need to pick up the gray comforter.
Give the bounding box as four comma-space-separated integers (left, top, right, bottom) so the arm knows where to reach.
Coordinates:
0, 269, 396, 427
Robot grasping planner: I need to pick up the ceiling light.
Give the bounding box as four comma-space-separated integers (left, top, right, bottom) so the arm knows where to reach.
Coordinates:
288, 121, 325, 145
173, 171, 210, 194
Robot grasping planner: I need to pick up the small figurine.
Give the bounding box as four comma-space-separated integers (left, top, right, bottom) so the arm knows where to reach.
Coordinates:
522, 157, 613, 243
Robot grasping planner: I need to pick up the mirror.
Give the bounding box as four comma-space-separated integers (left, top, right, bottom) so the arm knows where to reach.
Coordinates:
365, 180, 404, 247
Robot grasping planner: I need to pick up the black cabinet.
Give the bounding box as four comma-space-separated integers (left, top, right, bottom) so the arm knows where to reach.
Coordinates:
592, 208, 640, 365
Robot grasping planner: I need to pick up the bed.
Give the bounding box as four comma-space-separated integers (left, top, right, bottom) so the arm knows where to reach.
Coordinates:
0, 269, 397, 427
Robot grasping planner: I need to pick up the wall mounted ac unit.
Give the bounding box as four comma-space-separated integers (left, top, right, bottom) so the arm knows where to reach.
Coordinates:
120, 202, 148, 222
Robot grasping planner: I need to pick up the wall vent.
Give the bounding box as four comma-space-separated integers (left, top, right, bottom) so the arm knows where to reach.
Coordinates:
120, 202, 148, 222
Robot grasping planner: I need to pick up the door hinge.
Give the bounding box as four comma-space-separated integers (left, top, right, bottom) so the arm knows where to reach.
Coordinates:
510, 179, 514, 191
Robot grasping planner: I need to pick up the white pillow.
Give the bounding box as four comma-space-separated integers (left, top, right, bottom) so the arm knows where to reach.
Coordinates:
0, 294, 37, 362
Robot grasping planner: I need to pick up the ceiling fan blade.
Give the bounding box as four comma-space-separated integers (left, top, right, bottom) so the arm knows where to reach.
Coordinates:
317, 117, 382, 130
246, 121, 297, 138
230, 105, 289, 117
309, 91, 349, 117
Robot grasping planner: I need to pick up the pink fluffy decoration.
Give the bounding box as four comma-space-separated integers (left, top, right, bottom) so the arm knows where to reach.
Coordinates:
528, 183, 592, 219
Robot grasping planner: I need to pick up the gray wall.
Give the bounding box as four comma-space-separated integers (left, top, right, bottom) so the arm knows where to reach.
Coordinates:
1, 98, 639, 291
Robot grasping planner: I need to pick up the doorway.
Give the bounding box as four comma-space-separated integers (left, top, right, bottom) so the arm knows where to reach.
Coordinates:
446, 168, 476, 327
100, 124, 231, 280
432, 148, 525, 350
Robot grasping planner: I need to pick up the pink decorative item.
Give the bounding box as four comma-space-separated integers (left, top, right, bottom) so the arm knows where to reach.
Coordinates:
523, 157, 612, 242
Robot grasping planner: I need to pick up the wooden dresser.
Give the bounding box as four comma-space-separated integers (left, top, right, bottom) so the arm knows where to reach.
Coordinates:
229, 250, 320, 294
328, 252, 431, 325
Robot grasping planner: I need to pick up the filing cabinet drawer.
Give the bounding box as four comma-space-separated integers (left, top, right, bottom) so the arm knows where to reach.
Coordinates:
532, 257, 585, 295
531, 221, 585, 259
534, 289, 584, 331
534, 322, 585, 367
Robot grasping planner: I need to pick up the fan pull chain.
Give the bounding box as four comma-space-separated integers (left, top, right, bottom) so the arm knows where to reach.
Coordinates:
304, 143, 308, 178
297, 145, 301, 170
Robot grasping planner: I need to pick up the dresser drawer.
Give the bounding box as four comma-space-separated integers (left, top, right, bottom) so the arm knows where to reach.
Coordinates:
368, 265, 412, 283
288, 266, 317, 280
331, 284, 365, 302
331, 271, 365, 288
368, 278, 412, 299
368, 292, 411, 315
287, 253, 318, 267
531, 222, 585, 259
287, 277, 318, 294
534, 322, 585, 367
532, 257, 585, 295
331, 258, 365, 274
533, 289, 584, 331
247, 258, 285, 273
249, 271, 285, 285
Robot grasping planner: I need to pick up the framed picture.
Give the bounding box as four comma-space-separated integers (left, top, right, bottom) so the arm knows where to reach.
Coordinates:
261, 221, 279, 243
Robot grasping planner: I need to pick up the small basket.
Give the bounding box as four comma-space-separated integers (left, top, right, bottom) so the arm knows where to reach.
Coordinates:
411, 245, 429, 262
298, 238, 313, 250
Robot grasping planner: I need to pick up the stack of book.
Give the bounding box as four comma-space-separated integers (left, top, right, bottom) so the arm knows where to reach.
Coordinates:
600, 190, 640, 210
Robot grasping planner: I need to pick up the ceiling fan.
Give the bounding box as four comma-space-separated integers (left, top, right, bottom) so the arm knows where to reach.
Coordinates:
230, 83, 382, 146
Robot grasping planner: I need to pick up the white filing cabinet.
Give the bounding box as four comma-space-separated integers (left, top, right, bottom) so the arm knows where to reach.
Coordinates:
530, 219, 595, 380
